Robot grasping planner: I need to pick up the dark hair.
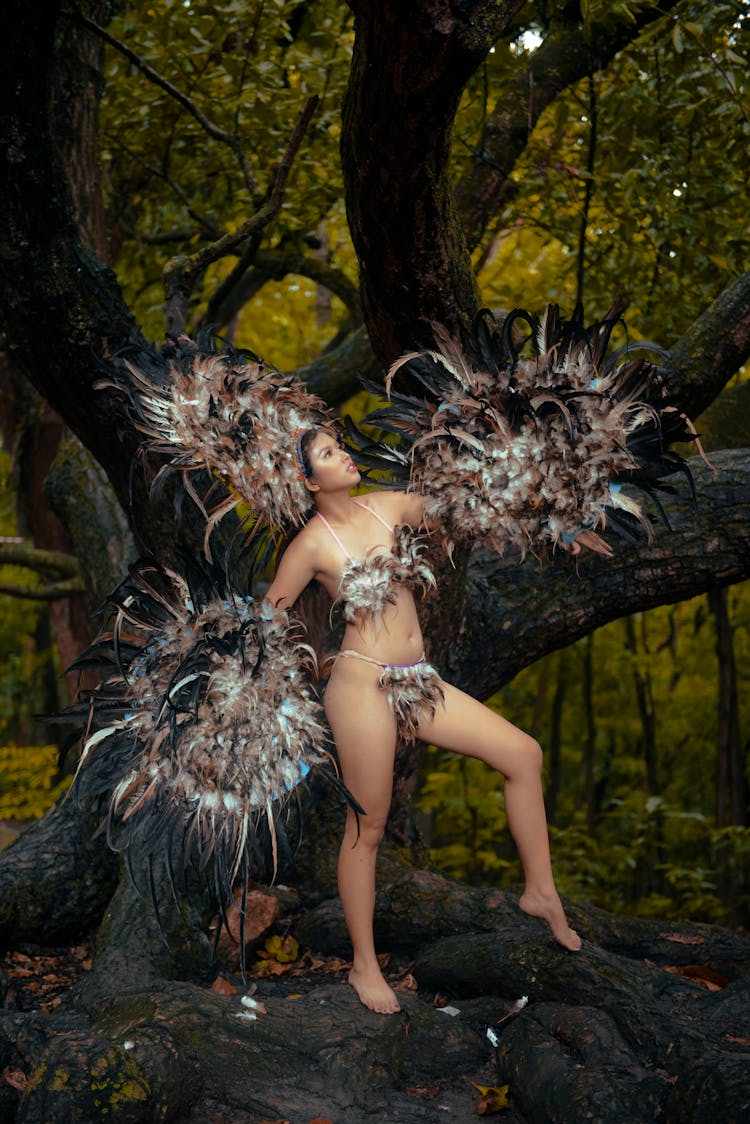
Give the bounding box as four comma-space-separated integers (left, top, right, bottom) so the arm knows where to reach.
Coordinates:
297, 427, 320, 479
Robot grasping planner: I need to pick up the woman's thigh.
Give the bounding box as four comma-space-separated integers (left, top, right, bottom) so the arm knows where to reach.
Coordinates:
324, 658, 399, 819
417, 681, 541, 779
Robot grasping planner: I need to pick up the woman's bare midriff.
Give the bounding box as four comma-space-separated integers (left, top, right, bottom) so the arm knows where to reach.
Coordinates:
338, 586, 425, 665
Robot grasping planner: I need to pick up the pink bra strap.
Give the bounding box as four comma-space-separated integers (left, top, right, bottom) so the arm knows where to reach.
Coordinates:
352, 499, 394, 534
316, 501, 394, 560
316, 511, 352, 560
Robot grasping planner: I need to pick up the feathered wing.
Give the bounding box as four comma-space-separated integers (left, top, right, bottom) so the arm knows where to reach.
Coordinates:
62, 557, 358, 964
372, 303, 700, 556
98, 336, 332, 554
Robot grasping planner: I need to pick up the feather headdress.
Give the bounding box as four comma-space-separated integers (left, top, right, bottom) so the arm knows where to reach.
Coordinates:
97, 337, 331, 555
62, 558, 356, 961
359, 301, 699, 556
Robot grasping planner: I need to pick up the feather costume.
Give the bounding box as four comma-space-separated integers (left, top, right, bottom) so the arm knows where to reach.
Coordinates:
355, 301, 698, 556
335, 525, 436, 628
63, 558, 356, 959
377, 659, 444, 744
97, 337, 331, 554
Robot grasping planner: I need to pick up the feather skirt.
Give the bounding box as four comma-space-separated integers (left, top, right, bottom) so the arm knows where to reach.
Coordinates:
377, 661, 444, 744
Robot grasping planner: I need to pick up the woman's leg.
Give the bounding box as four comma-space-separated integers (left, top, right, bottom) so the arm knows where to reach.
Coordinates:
325, 658, 402, 1013
417, 681, 581, 951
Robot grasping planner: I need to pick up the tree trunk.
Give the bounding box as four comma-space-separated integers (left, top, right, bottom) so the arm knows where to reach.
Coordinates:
581, 633, 597, 832
545, 651, 568, 825
341, 0, 525, 363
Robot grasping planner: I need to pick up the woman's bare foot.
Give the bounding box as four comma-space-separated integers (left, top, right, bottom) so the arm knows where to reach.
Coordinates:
348, 965, 401, 1014
519, 888, 582, 951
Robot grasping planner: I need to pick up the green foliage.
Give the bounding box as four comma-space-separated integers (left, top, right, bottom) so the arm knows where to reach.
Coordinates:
0, 744, 71, 823
467, 1, 749, 344
417, 584, 750, 924
101, 0, 356, 350
100, 2, 748, 367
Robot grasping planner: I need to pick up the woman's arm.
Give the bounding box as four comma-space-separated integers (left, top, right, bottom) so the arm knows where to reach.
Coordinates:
265, 532, 318, 610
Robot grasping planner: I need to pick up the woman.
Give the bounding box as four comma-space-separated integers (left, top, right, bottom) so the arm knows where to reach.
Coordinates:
267, 427, 591, 1016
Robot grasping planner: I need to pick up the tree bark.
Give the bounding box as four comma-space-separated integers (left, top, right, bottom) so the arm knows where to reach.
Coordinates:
3, 868, 750, 1123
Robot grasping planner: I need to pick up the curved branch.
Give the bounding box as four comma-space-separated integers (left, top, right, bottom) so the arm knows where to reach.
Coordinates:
451, 449, 750, 698
290, 324, 379, 407
0, 542, 82, 575
203, 248, 362, 332
668, 269, 750, 419
0, 542, 85, 599
0, 578, 86, 600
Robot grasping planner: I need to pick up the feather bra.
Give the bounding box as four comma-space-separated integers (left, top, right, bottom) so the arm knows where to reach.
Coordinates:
316, 501, 436, 629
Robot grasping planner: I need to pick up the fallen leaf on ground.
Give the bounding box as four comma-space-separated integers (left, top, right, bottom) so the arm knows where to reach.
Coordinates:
394, 972, 418, 994
405, 1081, 442, 1100
259, 934, 299, 964
210, 976, 237, 996
662, 933, 705, 945
661, 964, 728, 990
470, 1081, 510, 1114
2, 1067, 28, 1092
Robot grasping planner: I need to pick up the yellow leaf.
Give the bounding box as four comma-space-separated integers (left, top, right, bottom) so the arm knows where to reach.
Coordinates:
263, 934, 299, 963
470, 1081, 510, 1114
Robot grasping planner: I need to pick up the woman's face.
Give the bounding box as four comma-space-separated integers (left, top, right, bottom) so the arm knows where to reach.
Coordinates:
305, 430, 360, 492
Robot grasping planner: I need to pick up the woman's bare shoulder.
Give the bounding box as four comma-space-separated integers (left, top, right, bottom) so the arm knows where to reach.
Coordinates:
363, 489, 424, 526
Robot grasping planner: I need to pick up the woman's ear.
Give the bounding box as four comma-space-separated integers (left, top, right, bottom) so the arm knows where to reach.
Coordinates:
303, 475, 320, 493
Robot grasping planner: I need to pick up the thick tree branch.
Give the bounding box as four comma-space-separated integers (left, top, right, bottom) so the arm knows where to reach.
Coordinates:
0, 542, 85, 599
455, 1, 681, 249
452, 450, 750, 699
0, 2, 141, 510
668, 269, 750, 419
202, 248, 362, 332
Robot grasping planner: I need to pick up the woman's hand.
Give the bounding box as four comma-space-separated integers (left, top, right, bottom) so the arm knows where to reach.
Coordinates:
569, 529, 614, 558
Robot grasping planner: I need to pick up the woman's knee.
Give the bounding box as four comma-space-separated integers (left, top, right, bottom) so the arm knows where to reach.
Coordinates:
344, 808, 388, 850
493, 731, 543, 779
515, 733, 543, 775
